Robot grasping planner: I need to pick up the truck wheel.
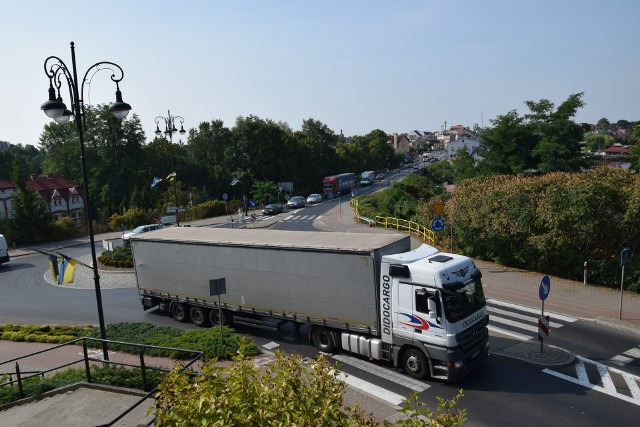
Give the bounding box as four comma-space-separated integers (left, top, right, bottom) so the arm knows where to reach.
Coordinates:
190, 306, 209, 327
171, 303, 188, 323
312, 327, 336, 353
209, 308, 231, 326
402, 348, 428, 379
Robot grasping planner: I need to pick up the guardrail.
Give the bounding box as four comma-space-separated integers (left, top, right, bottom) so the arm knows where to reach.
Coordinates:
350, 198, 435, 244
0, 337, 204, 426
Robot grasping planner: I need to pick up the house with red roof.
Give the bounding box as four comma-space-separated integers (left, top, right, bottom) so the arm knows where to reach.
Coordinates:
0, 175, 85, 225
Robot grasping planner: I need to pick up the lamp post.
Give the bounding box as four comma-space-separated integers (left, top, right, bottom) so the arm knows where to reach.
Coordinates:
41, 42, 132, 361
154, 111, 185, 226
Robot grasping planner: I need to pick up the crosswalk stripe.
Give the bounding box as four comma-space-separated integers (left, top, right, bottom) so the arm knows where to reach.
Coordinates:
487, 298, 577, 322
332, 354, 429, 392
490, 315, 538, 332
487, 324, 532, 341
544, 356, 640, 406
610, 355, 633, 366
336, 372, 405, 407
487, 306, 564, 328
624, 347, 640, 358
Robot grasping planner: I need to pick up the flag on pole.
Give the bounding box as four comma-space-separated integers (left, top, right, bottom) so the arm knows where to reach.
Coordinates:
151, 177, 163, 188
58, 257, 77, 284
166, 172, 176, 182
48, 255, 59, 283
230, 178, 239, 186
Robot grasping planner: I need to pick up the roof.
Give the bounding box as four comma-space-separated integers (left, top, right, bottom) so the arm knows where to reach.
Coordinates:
131, 227, 409, 253
0, 175, 83, 199
602, 146, 629, 154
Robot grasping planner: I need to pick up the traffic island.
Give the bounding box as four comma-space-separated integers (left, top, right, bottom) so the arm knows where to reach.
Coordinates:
493, 341, 575, 367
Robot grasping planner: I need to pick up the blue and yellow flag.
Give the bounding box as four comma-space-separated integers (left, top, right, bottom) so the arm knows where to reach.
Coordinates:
58, 257, 76, 285
166, 172, 176, 182
151, 177, 163, 188
48, 255, 59, 283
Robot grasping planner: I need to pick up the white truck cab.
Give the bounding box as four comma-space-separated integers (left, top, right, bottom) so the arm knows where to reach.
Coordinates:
0, 234, 10, 266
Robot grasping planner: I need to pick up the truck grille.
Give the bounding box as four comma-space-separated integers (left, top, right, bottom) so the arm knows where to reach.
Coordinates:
456, 315, 489, 350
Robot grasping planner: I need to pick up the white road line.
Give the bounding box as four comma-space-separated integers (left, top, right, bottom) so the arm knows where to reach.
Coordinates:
487, 299, 577, 322
332, 354, 429, 392
610, 355, 633, 366
336, 372, 406, 407
544, 355, 640, 406
487, 306, 564, 328
487, 324, 532, 341
490, 315, 538, 332
624, 347, 640, 358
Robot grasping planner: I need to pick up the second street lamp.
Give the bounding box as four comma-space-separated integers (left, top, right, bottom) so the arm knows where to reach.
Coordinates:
155, 111, 185, 226
41, 41, 132, 361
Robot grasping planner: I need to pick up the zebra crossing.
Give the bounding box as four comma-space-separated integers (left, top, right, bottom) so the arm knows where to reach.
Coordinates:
281, 213, 322, 222
487, 299, 640, 406
486, 298, 577, 341
544, 356, 640, 406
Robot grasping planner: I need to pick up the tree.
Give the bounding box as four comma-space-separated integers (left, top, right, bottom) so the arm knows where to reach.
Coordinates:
9, 157, 52, 243
250, 180, 280, 205
584, 133, 614, 152
596, 117, 611, 132
451, 148, 477, 182
478, 93, 589, 175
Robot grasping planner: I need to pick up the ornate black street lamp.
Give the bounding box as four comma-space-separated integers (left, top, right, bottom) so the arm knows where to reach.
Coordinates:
154, 111, 185, 226
41, 42, 132, 361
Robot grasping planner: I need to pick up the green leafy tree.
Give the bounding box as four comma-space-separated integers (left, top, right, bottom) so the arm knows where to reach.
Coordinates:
9, 157, 52, 243
584, 133, 615, 152
250, 180, 280, 205
596, 117, 611, 131
451, 148, 477, 182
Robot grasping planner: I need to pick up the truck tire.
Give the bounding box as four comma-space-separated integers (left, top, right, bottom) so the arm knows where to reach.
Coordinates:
311, 327, 336, 353
209, 307, 231, 326
171, 303, 188, 323
189, 306, 209, 327
402, 348, 429, 379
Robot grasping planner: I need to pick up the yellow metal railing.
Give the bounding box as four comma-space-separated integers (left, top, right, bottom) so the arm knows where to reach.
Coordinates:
350, 198, 435, 245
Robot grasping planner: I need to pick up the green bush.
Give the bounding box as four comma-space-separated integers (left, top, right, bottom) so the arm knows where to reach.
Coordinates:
48, 216, 85, 241
193, 200, 228, 219
98, 245, 134, 268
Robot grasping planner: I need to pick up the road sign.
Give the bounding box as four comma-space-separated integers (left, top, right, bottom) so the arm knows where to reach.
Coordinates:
539, 275, 551, 301
249, 199, 256, 208
431, 217, 445, 232
621, 248, 632, 267
433, 203, 445, 216
223, 193, 228, 201
538, 315, 550, 341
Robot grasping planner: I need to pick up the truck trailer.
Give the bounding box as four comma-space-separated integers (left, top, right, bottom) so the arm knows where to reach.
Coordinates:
131, 227, 489, 381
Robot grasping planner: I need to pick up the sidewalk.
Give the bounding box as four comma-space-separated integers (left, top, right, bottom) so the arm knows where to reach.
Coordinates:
3, 200, 640, 425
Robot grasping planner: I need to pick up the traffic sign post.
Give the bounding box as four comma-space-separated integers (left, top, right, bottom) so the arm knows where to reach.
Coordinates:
538, 275, 551, 352
620, 248, 632, 319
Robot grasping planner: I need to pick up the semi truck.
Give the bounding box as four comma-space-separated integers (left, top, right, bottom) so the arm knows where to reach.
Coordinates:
359, 171, 375, 187
131, 227, 489, 381
322, 173, 355, 197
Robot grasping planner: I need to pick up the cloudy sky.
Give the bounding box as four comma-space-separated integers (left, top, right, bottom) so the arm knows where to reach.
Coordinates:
1, 0, 638, 148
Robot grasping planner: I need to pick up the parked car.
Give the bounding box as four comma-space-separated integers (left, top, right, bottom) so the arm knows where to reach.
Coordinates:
159, 215, 176, 225
0, 233, 9, 266
263, 203, 283, 215
123, 224, 164, 243
287, 196, 306, 209
375, 173, 385, 180
306, 193, 323, 204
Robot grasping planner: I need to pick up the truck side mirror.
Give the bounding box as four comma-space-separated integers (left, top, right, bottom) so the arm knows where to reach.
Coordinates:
427, 298, 438, 320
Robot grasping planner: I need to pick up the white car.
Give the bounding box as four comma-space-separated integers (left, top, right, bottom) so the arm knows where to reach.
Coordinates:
306, 193, 323, 204
123, 224, 164, 243
287, 196, 306, 209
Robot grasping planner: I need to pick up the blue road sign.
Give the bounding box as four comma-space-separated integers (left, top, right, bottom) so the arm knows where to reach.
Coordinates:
539, 275, 551, 301
249, 199, 256, 208
222, 193, 228, 201
431, 217, 445, 232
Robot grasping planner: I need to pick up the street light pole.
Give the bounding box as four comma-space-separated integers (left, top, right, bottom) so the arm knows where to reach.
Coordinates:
41, 42, 132, 361
155, 111, 185, 226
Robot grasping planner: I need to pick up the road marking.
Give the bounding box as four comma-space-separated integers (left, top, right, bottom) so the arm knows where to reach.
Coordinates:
544, 355, 640, 406
262, 341, 280, 350
610, 355, 633, 366
332, 354, 429, 392
490, 315, 538, 332
487, 298, 577, 322
336, 372, 406, 407
487, 306, 564, 328
487, 324, 532, 341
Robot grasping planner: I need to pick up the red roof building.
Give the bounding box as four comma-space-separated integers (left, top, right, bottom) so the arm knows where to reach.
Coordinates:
0, 175, 85, 225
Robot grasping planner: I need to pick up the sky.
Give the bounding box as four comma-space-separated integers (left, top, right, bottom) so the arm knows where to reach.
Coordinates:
1, 0, 639, 149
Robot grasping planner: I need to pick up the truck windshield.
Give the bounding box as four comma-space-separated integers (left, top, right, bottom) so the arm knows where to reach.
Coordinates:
441, 274, 485, 323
